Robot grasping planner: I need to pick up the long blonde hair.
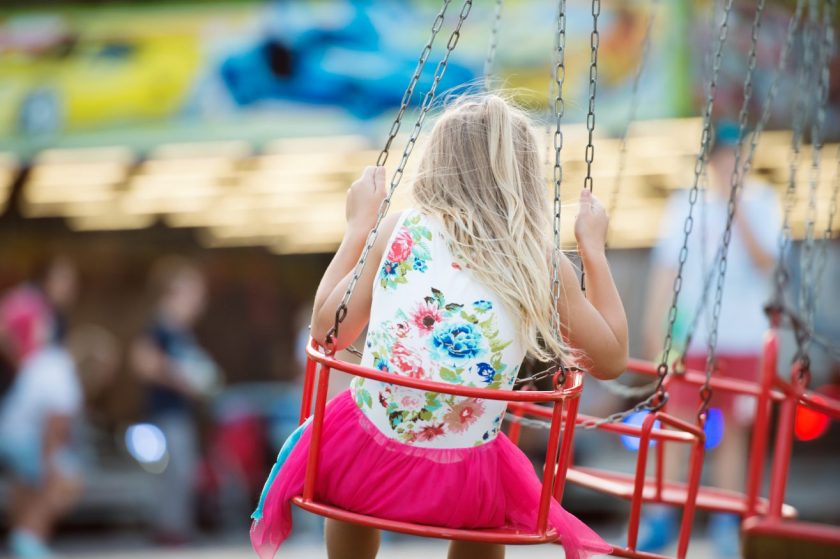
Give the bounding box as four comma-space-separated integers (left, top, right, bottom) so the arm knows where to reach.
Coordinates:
412, 93, 574, 363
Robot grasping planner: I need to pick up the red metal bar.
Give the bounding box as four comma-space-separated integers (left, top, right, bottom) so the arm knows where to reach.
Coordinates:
743, 517, 840, 548
506, 388, 529, 446
553, 395, 580, 503
507, 400, 697, 443
767, 363, 800, 519
291, 497, 560, 544
302, 364, 331, 501
536, 401, 564, 534
796, 390, 840, 417
654, 425, 665, 502
565, 466, 795, 518
626, 358, 785, 401
746, 328, 779, 518
676, 431, 705, 559
306, 341, 583, 402
299, 354, 318, 424
627, 413, 658, 551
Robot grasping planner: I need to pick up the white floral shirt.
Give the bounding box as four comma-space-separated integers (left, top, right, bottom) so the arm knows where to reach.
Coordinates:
352, 210, 525, 449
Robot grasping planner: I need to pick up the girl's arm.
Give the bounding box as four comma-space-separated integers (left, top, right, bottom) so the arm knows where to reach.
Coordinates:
556, 190, 629, 380
310, 166, 400, 350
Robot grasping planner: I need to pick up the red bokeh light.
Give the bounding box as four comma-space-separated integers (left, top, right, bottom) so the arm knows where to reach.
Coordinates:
794, 395, 830, 442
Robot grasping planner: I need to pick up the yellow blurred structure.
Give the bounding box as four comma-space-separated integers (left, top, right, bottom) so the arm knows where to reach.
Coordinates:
13, 118, 840, 253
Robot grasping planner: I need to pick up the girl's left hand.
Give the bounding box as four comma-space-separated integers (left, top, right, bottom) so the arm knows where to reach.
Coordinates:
346, 166, 387, 234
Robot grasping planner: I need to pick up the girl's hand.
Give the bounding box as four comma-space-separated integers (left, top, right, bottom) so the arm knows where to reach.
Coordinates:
346, 166, 387, 235
574, 189, 609, 254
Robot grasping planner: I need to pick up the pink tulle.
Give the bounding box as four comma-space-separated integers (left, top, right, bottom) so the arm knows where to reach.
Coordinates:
251, 390, 611, 558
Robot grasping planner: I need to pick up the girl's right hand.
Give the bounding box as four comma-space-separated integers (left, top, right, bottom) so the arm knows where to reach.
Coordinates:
574, 189, 609, 253
346, 166, 387, 235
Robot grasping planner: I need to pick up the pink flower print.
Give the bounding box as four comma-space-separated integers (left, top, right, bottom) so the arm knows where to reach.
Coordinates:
417, 423, 445, 441
451, 262, 462, 270
391, 320, 411, 338
390, 342, 425, 378
444, 399, 485, 433
399, 393, 424, 411
412, 301, 443, 335
387, 228, 414, 263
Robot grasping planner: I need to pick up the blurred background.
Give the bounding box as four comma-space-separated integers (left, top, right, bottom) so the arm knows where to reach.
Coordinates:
0, 0, 838, 558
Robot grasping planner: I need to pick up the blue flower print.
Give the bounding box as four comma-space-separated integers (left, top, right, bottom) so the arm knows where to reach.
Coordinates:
475, 362, 496, 383
380, 261, 398, 281
432, 322, 482, 360
474, 300, 493, 312
374, 356, 390, 372
413, 256, 428, 273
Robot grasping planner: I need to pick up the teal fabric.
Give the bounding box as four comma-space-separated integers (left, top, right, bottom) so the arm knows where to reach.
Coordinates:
251, 417, 312, 521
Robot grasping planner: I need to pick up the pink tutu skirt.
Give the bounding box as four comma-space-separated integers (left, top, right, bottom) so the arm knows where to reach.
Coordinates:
250, 389, 610, 558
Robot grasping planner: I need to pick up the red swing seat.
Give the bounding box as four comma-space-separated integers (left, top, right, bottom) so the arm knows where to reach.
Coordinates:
740, 328, 840, 559
293, 339, 585, 545
564, 354, 796, 520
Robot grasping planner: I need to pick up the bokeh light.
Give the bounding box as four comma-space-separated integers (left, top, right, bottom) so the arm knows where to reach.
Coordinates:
125, 423, 168, 464
795, 398, 830, 442
620, 411, 660, 451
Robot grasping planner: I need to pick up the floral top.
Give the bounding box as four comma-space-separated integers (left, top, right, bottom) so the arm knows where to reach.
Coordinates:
351, 210, 525, 449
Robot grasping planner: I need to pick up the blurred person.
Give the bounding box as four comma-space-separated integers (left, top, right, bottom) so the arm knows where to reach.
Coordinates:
251, 95, 624, 559
130, 257, 221, 545
0, 256, 77, 375
0, 257, 81, 559
640, 121, 780, 557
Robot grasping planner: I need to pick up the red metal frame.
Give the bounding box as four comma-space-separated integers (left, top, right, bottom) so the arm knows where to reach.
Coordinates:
295, 339, 584, 546
555, 337, 811, 558
741, 326, 840, 550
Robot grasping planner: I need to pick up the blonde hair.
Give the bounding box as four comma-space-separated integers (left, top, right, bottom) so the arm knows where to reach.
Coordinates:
412, 93, 574, 364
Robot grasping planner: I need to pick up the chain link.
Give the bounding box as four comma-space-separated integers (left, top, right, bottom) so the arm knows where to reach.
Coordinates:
550, 0, 567, 343
578, 0, 601, 293
326, 0, 473, 352
700, 0, 767, 423
815, 145, 840, 289
483, 0, 504, 86
771, 3, 812, 322
617, 0, 737, 424
800, 0, 835, 364
684, 0, 804, 364
375, 1, 452, 169
607, 0, 658, 238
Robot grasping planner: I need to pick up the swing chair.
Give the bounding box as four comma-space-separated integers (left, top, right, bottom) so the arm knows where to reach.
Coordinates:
741, 1, 840, 554
291, 0, 587, 548
562, 0, 838, 557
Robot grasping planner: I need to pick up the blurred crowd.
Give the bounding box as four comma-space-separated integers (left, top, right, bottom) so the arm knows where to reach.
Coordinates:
0, 254, 309, 558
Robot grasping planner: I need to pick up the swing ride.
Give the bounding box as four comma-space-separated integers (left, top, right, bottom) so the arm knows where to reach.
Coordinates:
291, 0, 840, 558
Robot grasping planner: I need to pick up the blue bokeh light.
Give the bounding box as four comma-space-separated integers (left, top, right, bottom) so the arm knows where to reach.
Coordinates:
620, 411, 660, 451
704, 408, 725, 450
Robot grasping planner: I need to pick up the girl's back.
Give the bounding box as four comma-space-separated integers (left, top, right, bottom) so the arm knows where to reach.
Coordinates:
354, 209, 525, 448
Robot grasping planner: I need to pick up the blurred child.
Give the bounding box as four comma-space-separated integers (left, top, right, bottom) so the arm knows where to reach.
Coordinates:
130, 257, 221, 545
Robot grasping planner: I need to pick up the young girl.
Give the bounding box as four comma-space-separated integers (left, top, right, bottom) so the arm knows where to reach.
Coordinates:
251, 95, 628, 559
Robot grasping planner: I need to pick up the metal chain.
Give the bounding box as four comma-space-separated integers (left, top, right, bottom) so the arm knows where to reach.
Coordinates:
800, 0, 835, 362
617, 0, 736, 423
771, 3, 812, 322
684, 0, 805, 361
579, 0, 736, 426
700, 0, 767, 423
375, 0, 453, 169
579, 0, 601, 293
326, 0, 473, 352
550, 0, 567, 341
607, 0, 659, 238
483, 0, 504, 86
815, 146, 840, 288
